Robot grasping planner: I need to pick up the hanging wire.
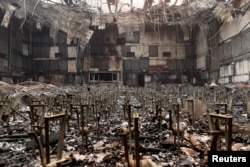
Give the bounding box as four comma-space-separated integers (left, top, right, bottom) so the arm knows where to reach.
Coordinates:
157, 4, 162, 44
32, 0, 41, 16
53, 19, 59, 46
208, 20, 226, 41
19, 0, 27, 29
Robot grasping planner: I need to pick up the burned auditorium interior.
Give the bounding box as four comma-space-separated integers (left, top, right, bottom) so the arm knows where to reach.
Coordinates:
1, 0, 250, 166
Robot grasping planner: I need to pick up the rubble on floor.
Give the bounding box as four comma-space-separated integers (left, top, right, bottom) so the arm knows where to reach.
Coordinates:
0, 81, 250, 167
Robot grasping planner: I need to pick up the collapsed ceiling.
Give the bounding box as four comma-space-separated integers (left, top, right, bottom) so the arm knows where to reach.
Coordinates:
0, 0, 249, 50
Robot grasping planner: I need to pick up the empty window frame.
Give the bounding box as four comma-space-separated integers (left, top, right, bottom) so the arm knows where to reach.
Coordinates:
55, 53, 63, 58
149, 45, 158, 57
89, 73, 118, 82
126, 31, 140, 43
127, 52, 135, 57
0, 53, 7, 60
163, 52, 171, 57
105, 37, 111, 42
116, 38, 125, 45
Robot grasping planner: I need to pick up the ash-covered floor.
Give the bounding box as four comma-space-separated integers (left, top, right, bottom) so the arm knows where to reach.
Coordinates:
0, 81, 250, 167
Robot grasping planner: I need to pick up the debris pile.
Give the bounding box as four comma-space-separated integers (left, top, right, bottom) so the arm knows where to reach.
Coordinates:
0, 81, 250, 166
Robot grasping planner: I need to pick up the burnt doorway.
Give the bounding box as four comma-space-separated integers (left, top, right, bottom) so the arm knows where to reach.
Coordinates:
138, 73, 145, 87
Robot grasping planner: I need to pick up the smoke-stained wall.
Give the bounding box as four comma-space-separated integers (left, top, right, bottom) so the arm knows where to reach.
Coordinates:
0, 26, 9, 74
87, 21, 196, 86
207, 9, 250, 84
